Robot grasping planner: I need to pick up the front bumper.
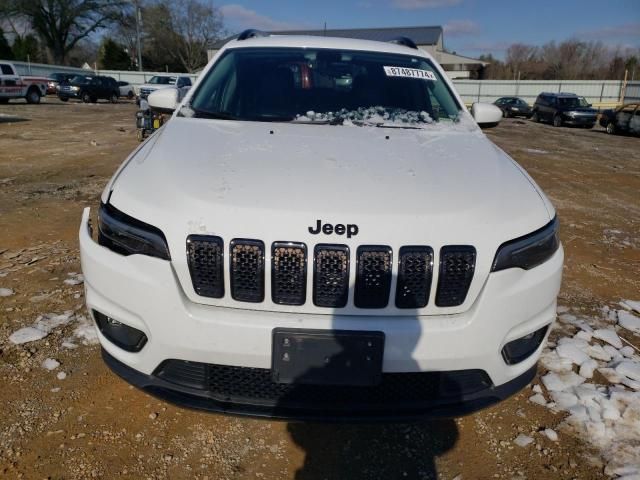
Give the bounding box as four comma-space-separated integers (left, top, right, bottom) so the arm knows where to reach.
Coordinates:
58, 91, 80, 100
80, 208, 563, 419
563, 114, 596, 125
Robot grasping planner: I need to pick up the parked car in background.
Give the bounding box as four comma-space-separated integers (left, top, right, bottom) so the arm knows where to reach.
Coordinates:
599, 103, 640, 135
494, 97, 532, 118
58, 75, 120, 103
46, 72, 77, 94
0, 61, 48, 104
137, 75, 192, 104
117, 81, 135, 99
531, 92, 597, 128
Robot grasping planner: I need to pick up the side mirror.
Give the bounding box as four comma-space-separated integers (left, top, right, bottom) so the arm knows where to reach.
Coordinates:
471, 102, 502, 128
148, 88, 179, 113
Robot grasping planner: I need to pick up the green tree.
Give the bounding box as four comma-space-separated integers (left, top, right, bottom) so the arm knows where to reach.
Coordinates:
98, 37, 130, 70
11, 34, 40, 61
0, 28, 13, 59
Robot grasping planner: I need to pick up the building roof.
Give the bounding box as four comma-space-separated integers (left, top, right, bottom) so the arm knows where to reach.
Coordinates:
212, 26, 443, 49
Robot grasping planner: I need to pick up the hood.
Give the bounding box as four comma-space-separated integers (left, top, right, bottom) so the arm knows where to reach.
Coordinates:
108, 116, 553, 315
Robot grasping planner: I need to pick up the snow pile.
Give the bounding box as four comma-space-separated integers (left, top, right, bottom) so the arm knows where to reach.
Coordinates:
513, 434, 534, 447
294, 106, 436, 126
533, 304, 640, 477
618, 311, 640, 335
9, 311, 75, 344
0, 287, 14, 297
63, 272, 84, 286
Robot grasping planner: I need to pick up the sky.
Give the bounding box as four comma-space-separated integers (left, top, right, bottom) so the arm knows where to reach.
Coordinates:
217, 0, 640, 58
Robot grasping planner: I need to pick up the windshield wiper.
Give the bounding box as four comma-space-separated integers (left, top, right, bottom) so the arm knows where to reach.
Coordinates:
190, 108, 239, 120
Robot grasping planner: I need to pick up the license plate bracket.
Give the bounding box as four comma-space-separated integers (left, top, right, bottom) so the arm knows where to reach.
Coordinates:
272, 328, 384, 386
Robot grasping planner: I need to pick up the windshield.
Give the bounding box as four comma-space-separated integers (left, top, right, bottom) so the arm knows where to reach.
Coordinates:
188, 47, 461, 126
70, 75, 92, 84
558, 96, 589, 108
149, 76, 176, 85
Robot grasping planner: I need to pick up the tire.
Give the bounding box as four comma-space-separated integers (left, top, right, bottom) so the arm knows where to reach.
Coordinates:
531, 111, 539, 123
91, 96, 98, 103
606, 122, 616, 135
553, 115, 563, 127
110, 92, 118, 104
502, 109, 510, 118
59, 97, 68, 102
25, 87, 41, 104
127, 91, 134, 100
0, 98, 9, 104
82, 92, 91, 103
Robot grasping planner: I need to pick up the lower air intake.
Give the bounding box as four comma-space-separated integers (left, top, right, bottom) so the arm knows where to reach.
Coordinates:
436, 246, 476, 307
186, 235, 224, 298
355, 246, 392, 308
271, 242, 307, 305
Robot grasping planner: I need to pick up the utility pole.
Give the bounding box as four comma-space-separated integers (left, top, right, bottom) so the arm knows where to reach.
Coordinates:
134, 0, 143, 71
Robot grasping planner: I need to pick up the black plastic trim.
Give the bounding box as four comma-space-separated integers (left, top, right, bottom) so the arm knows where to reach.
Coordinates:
313, 244, 350, 308
271, 241, 307, 306
101, 348, 538, 422
186, 235, 225, 298
395, 246, 434, 309
354, 245, 393, 309
229, 238, 265, 303
435, 246, 476, 307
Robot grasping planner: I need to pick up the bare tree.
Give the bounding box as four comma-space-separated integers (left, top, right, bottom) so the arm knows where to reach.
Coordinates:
3, 0, 124, 64
167, 0, 224, 72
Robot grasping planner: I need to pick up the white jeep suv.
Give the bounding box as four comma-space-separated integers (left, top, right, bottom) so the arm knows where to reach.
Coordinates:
79, 31, 563, 420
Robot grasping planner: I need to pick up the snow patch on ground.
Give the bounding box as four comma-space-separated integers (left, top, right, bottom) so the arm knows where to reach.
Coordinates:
8, 311, 98, 346
0, 287, 14, 297
42, 358, 60, 371
63, 272, 84, 286
513, 434, 534, 447
535, 305, 640, 477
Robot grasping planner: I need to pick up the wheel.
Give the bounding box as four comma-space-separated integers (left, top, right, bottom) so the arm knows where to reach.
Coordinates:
59, 97, 68, 102
82, 91, 91, 103
531, 111, 539, 123
0, 98, 9, 104
127, 90, 134, 100
553, 115, 563, 127
91, 96, 98, 103
502, 109, 510, 118
110, 92, 118, 104
606, 122, 616, 135
25, 88, 41, 104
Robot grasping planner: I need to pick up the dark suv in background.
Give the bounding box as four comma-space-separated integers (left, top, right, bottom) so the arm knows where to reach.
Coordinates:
531, 92, 597, 128
58, 75, 120, 103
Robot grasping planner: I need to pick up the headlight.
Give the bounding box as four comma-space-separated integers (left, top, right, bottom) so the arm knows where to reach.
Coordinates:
71, 86, 80, 91
98, 202, 171, 260
566, 111, 576, 117
491, 217, 559, 272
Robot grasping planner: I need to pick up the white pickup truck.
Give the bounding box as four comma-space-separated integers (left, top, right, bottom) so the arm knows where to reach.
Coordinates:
0, 62, 48, 104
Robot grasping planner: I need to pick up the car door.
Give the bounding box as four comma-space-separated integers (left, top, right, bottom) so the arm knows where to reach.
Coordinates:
616, 105, 636, 131
629, 105, 640, 135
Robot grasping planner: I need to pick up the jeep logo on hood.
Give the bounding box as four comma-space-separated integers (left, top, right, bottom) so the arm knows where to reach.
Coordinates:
308, 220, 359, 238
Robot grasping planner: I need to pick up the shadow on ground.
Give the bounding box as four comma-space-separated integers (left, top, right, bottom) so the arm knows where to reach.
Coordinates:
288, 420, 458, 479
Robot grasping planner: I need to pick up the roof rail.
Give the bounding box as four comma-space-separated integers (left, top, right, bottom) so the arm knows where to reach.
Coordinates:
237, 29, 269, 41
388, 36, 418, 49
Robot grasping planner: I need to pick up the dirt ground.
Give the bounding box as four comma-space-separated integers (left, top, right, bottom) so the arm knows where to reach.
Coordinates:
0, 98, 638, 480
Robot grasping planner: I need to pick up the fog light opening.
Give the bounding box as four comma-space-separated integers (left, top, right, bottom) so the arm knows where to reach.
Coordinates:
501, 325, 549, 365
93, 310, 147, 352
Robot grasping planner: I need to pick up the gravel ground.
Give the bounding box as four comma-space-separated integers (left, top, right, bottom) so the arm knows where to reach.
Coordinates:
0, 98, 639, 480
